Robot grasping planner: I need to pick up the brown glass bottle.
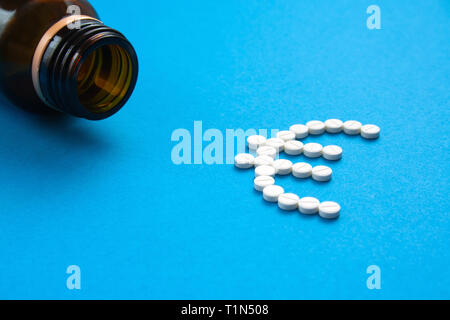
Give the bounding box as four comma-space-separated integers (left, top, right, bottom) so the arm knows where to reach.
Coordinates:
0, 0, 138, 120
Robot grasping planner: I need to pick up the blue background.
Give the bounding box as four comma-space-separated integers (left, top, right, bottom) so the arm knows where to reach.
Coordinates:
0, 0, 449, 299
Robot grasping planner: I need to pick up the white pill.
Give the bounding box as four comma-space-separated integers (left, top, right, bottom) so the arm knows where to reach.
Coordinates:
263, 185, 285, 202
256, 146, 277, 159
289, 124, 309, 139
298, 197, 320, 214
234, 153, 254, 169
292, 162, 313, 178
278, 193, 300, 211
247, 135, 267, 150
319, 201, 341, 219
273, 159, 293, 175
255, 165, 276, 177
343, 120, 362, 135
306, 120, 326, 135
254, 155, 275, 167
303, 143, 323, 158
312, 165, 332, 182
276, 130, 296, 142
322, 145, 343, 161
284, 140, 304, 155
265, 138, 285, 152
325, 119, 343, 133
254, 176, 275, 192
361, 124, 380, 139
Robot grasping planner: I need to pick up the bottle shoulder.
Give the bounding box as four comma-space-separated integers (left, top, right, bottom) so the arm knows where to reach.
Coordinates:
0, 0, 99, 112
0, 0, 98, 49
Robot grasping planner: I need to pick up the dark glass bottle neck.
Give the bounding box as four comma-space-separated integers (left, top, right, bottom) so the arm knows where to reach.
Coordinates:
38, 18, 138, 120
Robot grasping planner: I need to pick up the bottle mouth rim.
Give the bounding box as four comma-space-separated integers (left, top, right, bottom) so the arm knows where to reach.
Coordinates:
68, 35, 139, 120
34, 16, 139, 120
32, 15, 99, 109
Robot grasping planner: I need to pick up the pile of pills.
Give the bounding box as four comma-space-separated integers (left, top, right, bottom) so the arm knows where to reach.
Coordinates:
235, 119, 380, 220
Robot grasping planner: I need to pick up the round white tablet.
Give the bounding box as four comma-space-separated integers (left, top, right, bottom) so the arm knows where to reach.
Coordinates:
319, 201, 341, 219
256, 146, 277, 159
255, 165, 276, 177
343, 120, 362, 135
322, 145, 343, 161
306, 120, 326, 135
276, 130, 296, 142
265, 138, 285, 152
298, 197, 320, 214
312, 165, 332, 182
289, 124, 309, 139
234, 153, 254, 169
303, 143, 323, 158
278, 193, 300, 211
325, 119, 343, 133
263, 185, 284, 202
284, 140, 304, 155
247, 135, 267, 150
273, 159, 293, 175
254, 176, 275, 192
254, 155, 275, 167
361, 124, 380, 139
292, 162, 313, 178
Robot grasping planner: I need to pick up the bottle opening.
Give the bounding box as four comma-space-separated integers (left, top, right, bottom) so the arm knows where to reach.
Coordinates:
35, 17, 139, 120
77, 43, 134, 114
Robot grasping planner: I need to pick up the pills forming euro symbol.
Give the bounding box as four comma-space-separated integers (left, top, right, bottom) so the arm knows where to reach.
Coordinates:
235, 119, 380, 220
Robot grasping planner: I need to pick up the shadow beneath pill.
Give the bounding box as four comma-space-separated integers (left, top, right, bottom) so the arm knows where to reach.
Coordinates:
291, 176, 312, 182
260, 198, 278, 208
282, 155, 326, 167
339, 132, 360, 138
322, 158, 342, 164
310, 179, 332, 186
297, 212, 318, 220
274, 174, 290, 181
233, 166, 250, 173
323, 132, 341, 137
275, 206, 297, 215
360, 137, 380, 144
317, 216, 340, 224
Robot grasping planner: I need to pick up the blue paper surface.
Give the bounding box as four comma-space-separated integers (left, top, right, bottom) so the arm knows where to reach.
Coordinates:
0, 0, 448, 299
